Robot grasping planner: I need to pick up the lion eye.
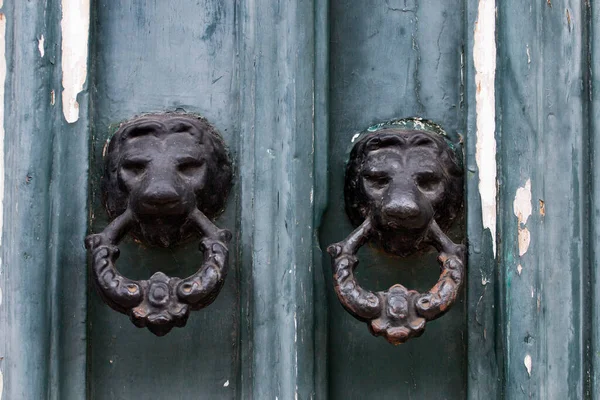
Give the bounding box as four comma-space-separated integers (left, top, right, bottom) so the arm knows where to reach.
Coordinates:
121, 160, 147, 176
364, 172, 391, 188
416, 173, 441, 192
177, 159, 204, 176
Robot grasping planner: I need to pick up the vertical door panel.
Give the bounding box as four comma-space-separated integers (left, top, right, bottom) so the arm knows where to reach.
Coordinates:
495, 0, 592, 398
322, 1, 467, 398
88, 2, 240, 398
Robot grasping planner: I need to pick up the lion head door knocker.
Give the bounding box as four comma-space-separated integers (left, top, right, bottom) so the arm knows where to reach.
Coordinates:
85, 113, 233, 336
327, 118, 465, 345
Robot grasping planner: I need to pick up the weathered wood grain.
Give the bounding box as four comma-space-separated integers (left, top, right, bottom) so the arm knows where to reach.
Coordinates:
0, 1, 89, 399
496, 0, 591, 398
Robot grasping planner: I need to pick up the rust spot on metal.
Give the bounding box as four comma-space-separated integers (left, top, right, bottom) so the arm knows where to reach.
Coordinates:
566, 9, 572, 31
539, 199, 545, 216
547, 0, 552, 7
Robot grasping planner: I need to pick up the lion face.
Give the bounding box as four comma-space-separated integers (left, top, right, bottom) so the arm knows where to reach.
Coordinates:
103, 114, 232, 247
118, 128, 207, 219
345, 125, 462, 256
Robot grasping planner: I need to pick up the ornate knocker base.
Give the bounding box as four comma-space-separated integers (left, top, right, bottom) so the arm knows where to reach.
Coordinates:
85, 113, 233, 336
328, 118, 465, 345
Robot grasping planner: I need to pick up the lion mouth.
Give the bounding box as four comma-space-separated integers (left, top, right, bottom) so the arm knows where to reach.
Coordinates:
138, 200, 185, 215
379, 214, 430, 231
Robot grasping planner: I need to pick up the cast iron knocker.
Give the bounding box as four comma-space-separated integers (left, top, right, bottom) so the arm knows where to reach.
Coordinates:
327, 118, 466, 345
85, 113, 233, 336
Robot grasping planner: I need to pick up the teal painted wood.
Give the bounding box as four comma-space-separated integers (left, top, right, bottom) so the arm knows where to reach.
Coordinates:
496, 0, 592, 398
0, 1, 88, 400
313, 0, 330, 398
321, 1, 467, 398
593, 2, 600, 398
237, 0, 324, 398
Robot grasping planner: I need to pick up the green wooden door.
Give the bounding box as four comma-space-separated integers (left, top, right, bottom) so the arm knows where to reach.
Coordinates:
1, 0, 599, 399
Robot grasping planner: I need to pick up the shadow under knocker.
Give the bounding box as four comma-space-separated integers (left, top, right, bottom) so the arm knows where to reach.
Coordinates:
327, 118, 466, 345
85, 113, 233, 336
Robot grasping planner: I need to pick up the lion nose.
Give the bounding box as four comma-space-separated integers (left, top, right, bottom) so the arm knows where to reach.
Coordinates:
143, 184, 179, 205
383, 195, 421, 219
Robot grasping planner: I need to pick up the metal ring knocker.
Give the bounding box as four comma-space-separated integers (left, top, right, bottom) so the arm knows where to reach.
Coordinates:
327, 118, 466, 345
85, 113, 233, 336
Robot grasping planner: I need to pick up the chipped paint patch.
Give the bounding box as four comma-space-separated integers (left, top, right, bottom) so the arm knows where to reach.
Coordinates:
38, 35, 45, 58
37, 36, 46, 58
50, 90, 55, 106
517, 228, 531, 256
0, 369, 3, 400
539, 199, 545, 216
524, 354, 532, 377
517, 264, 523, 275
513, 180, 532, 256
61, 0, 90, 123
474, 0, 497, 256
223, 380, 229, 387
351, 133, 360, 143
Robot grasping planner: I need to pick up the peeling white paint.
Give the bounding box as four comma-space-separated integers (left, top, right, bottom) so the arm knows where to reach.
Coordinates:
514, 180, 532, 256
223, 380, 229, 387
524, 354, 532, 377
351, 133, 360, 143
526, 45, 531, 65
0, 369, 3, 400
50, 90, 55, 106
517, 264, 522, 275
474, 0, 497, 256
61, 0, 90, 123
